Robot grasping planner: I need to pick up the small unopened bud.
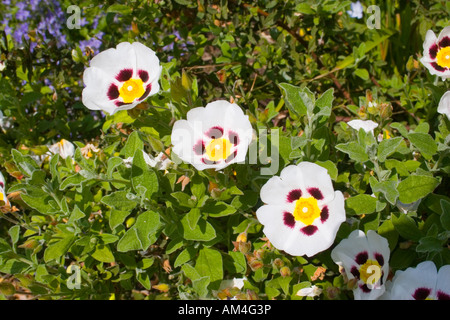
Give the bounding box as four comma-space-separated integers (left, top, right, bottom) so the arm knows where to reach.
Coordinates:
379, 102, 392, 119
273, 258, 284, 268
248, 256, 263, 271
236, 232, 247, 243
238, 241, 251, 254
253, 248, 265, 260
325, 286, 340, 300
280, 266, 291, 277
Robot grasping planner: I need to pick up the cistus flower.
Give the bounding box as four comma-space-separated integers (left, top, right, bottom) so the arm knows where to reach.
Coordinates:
382, 261, 450, 300
347, 1, 363, 19
420, 27, 450, 78
48, 139, 75, 159
82, 42, 161, 115
347, 119, 378, 134
255, 162, 346, 257
438, 91, 450, 120
331, 229, 390, 300
171, 100, 253, 171
0, 171, 7, 206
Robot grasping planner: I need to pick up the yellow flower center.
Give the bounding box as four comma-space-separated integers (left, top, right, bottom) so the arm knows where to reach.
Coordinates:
119, 78, 145, 103
205, 138, 232, 161
359, 260, 382, 286
436, 47, 450, 68
293, 197, 321, 225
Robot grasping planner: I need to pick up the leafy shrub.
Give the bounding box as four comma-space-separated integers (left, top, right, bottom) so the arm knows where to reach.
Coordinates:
0, 0, 449, 300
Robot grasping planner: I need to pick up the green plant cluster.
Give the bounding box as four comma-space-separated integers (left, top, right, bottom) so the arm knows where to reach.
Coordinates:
0, 0, 449, 300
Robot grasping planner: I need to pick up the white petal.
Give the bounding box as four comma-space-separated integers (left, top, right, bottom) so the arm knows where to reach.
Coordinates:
422, 29, 438, 60
437, 26, 450, 45
388, 261, 438, 300
297, 162, 335, 204
435, 264, 450, 299
438, 91, 450, 120
347, 119, 378, 134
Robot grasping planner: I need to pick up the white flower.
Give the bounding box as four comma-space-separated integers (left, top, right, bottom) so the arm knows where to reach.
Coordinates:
82, 42, 161, 115
171, 100, 253, 171
124, 151, 173, 171
438, 91, 450, 120
219, 277, 246, 291
0, 171, 6, 206
382, 261, 450, 300
48, 139, 75, 159
0, 61, 5, 72
420, 27, 450, 78
331, 229, 390, 300
347, 119, 378, 134
255, 162, 346, 257
296, 285, 323, 297
347, 1, 363, 19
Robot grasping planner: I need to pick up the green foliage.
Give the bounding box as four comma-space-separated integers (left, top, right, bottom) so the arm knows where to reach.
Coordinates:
0, 0, 449, 300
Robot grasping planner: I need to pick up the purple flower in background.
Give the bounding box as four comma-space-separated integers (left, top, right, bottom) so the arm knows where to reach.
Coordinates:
13, 23, 29, 43
16, 2, 30, 21
347, 1, 364, 19
79, 32, 104, 54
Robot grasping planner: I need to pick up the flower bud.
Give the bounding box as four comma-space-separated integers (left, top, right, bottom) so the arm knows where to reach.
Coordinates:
280, 266, 291, 277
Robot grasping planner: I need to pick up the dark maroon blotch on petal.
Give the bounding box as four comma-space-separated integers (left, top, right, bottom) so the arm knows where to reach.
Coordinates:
202, 158, 217, 165
308, 187, 324, 200
115, 101, 129, 107
107, 84, 120, 100
138, 70, 149, 82
0, 182, 4, 189
225, 150, 238, 163
320, 206, 329, 223
228, 131, 240, 145
193, 141, 205, 155
205, 126, 224, 139
429, 44, 439, 59
437, 291, 450, 300
286, 189, 302, 203
350, 266, 360, 279
439, 36, 450, 48
360, 284, 371, 293
139, 84, 152, 101
412, 287, 431, 300
374, 253, 384, 266
300, 225, 318, 236
432, 62, 447, 72
283, 212, 296, 229
116, 68, 133, 82
355, 251, 368, 265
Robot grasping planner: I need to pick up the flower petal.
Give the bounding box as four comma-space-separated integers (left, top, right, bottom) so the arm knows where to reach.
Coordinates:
438, 91, 450, 120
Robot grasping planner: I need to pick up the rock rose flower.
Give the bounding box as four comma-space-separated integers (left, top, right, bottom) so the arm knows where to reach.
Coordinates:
331, 229, 390, 300
382, 261, 450, 300
438, 91, 450, 120
171, 100, 253, 171
255, 162, 346, 257
82, 42, 161, 115
420, 27, 450, 78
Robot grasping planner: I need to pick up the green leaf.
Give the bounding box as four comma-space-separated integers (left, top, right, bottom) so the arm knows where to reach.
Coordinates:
377, 137, 403, 162
59, 173, 86, 190
101, 191, 138, 212
180, 216, 216, 241
117, 211, 161, 252
440, 200, 450, 231
228, 251, 247, 274
8, 225, 20, 246
397, 175, 439, 204
370, 179, 399, 205
407, 132, 438, 159
106, 4, 132, 15
195, 247, 223, 288
416, 236, 444, 253
278, 83, 307, 117
131, 149, 159, 199
11, 149, 39, 177
346, 194, 377, 215
91, 244, 115, 263
49, 154, 60, 182
391, 213, 423, 241
315, 160, 338, 181
354, 68, 369, 80
203, 201, 236, 217
336, 141, 369, 162
186, 208, 201, 230
106, 157, 124, 179
174, 247, 198, 268
44, 234, 75, 263
314, 88, 334, 118
67, 205, 86, 225
120, 131, 143, 159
